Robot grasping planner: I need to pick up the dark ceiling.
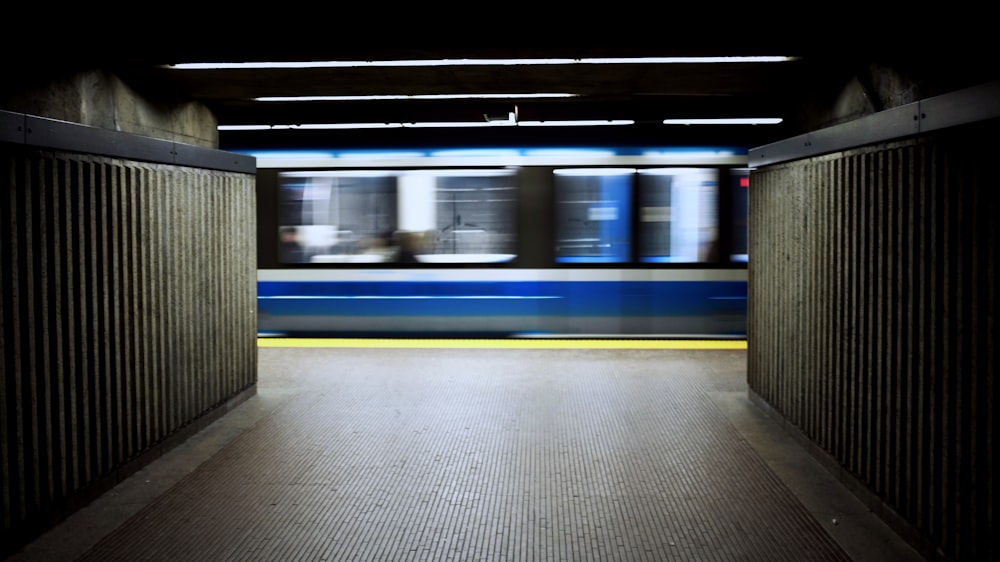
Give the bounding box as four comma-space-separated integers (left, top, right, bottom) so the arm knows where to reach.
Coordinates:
110, 46, 836, 150
6, 31, 997, 152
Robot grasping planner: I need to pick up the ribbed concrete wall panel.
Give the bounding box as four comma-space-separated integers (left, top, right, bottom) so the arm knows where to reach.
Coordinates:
1, 147, 257, 550
748, 123, 996, 561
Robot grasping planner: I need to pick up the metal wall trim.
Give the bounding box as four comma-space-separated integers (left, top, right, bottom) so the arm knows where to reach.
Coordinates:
749, 80, 1000, 168
0, 110, 26, 144
0, 109, 256, 174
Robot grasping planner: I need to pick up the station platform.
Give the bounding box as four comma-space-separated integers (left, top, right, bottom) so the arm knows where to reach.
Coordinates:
7, 339, 923, 561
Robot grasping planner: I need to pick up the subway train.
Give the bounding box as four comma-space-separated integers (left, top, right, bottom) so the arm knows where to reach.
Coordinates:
250, 145, 750, 338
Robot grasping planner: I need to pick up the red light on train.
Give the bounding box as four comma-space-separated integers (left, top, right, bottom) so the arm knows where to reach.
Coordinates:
739, 177, 749, 188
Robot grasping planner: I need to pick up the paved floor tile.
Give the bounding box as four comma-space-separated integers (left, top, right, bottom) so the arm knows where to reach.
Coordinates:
7, 346, 922, 562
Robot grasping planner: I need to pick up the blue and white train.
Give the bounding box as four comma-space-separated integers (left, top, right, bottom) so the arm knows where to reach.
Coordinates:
250, 146, 750, 338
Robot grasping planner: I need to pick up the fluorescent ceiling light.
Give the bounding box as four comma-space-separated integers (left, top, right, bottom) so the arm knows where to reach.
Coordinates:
402, 121, 516, 128
219, 119, 636, 131
297, 123, 404, 130
220, 118, 782, 131
218, 123, 404, 130
255, 93, 577, 102
217, 124, 273, 131
518, 120, 634, 127
663, 118, 783, 125
169, 56, 796, 70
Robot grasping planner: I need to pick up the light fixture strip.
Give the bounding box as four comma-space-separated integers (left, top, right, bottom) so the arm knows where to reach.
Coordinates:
663, 118, 783, 125
218, 118, 783, 131
517, 120, 635, 127
255, 93, 577, 102
170, 56, 796, 71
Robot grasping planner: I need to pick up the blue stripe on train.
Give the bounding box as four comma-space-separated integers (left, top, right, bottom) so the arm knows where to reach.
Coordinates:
257, 280, 747, 318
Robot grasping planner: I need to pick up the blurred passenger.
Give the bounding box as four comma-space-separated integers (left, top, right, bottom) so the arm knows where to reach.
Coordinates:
394, 230, 426, 263
699, 228, 721, 262
278, 226, 307, 263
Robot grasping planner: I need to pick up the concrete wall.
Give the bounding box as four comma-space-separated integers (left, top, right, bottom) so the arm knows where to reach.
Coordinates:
747, 115, 996, 561
1, 68, 218, 148
0, 112, 257, 555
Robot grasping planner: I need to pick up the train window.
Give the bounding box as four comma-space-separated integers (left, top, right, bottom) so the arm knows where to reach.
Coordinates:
278, 170, 398, 263
553, 168, 635, 263
277, 169, 516, 264
426, 170, 517, 263
637, 168, 720, 263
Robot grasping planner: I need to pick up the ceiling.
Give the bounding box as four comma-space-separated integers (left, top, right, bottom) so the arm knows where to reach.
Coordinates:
7, 31, 996, 153
112, 46, 830, 150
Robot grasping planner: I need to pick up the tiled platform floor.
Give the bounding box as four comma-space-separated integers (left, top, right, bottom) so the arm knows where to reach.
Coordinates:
7, 343, 923, 561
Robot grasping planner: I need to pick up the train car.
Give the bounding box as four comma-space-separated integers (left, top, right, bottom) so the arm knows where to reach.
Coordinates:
249, 146, 750, 338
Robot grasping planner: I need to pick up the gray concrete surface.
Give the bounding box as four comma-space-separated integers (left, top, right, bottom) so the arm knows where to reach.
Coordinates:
6, 345, 923, 561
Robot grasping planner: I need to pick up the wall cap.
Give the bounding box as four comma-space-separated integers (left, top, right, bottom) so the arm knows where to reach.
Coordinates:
749, 80, 1000, 168
0, 110, 255, 174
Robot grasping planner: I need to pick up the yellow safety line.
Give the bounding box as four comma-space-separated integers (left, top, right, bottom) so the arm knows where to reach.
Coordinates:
257, 338, 747, 349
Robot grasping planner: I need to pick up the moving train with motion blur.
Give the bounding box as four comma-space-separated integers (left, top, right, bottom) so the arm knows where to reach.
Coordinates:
250, 145, 750, 338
